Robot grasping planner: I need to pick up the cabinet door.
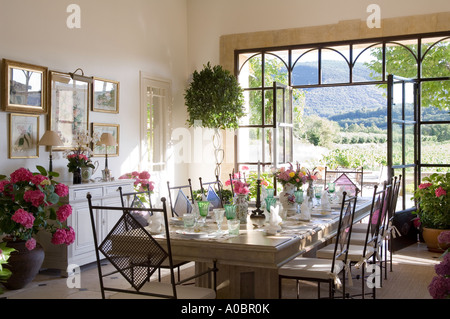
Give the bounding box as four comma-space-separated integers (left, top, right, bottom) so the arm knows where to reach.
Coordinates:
101, 197, 124, 241
70, 199, 101, 259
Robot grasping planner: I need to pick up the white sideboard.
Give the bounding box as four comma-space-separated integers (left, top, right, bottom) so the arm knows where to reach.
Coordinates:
37, 180, 134, 277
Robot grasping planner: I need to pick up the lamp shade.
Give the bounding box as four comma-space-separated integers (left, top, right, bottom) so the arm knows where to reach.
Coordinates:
39, 130, 63, 146
97, 133, 117, 146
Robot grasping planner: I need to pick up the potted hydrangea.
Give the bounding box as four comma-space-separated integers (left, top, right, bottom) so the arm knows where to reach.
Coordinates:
0, 166, 75, 290
413, 172, 450, 252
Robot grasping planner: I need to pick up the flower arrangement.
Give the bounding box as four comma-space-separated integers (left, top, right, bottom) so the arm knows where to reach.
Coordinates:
428, 231, 450, 299
231, 180, 250, 195
272, 163, 307, 189
412, 173, 450, 229
65, 130, 98, 173
119, 171, 155, 192
0, 166, 75, 251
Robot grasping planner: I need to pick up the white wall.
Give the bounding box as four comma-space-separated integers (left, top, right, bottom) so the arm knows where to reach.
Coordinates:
0, 0, 189, 185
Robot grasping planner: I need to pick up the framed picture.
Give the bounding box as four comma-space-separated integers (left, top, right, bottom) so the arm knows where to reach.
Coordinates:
48, 71, 90, 150
92, 77, 119, 113
9, 113, 40, 159
91, 123, 119, 157
1, 59, 47, 114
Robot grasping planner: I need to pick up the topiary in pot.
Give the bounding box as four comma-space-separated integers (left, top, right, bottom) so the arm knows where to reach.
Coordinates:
185, 62, 244, 176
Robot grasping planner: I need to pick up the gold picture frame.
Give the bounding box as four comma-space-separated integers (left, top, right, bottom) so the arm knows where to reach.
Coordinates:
1, 59, 48, 114
48, 71, 90, 150
92, 77, 119, 113
91, 123, 119, 157
9, 113, 40, 159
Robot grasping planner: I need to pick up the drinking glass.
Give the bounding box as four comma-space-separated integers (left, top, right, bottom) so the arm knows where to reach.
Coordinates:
314, 186, 322, 206
213, 208, 225, 233
197, 201, 210, 224
294, 190, 304, 213
224, 204, 236, 220
265, 188, 275, 198
327, 182, 336, 193
265, 197, 277, 212
182, 213, 195, 229
227, 219, 240, 235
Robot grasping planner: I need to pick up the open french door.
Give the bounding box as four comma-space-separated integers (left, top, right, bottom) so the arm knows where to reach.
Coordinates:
272, 82, 293, 167
387, 74, 418, 212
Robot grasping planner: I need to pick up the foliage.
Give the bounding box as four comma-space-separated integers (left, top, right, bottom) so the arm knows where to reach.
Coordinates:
185, 62, 245, 130
412, 173, 450, 229
0, 166, 75, 250
65, 130, 98, 173
245, 171, 274, 201
0, 242, 15, 294
321, 145, 387, 170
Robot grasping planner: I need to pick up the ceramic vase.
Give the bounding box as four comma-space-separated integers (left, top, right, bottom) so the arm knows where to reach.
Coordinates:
2, 239, 45, 290
422, 227, 450, 253
279, 183, 296, 214
234, 194, 248, 224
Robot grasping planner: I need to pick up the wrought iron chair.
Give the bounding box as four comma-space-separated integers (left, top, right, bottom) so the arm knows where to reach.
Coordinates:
118, 187, 189, 283
87, 194, 217, 299
199, 175, 224, 209
167, 179, 195, 217
324, 166, 364, 196
278, 191, 358, 299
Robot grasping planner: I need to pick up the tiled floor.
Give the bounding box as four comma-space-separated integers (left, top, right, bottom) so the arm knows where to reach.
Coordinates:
1, 242, 442, 299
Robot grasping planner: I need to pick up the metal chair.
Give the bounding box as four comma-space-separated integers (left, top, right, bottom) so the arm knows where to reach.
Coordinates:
167, 179, 195, 217
324, 166, 364, 196
87, 194, 217, 299
199, 175, 224, 209
278, 191, 358, 299
118, 187, 189, 283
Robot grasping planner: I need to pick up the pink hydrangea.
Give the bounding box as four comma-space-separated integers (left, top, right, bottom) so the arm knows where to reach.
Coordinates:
11, 209, 35, 229
428, 275, 450, 299
10, 167, 33, 183
434, 253, 450, 277
56, 204, 72, 222
139, 171, 151, 180
30, 174, 48, 186
0, 180, 10, 193
438, 231, 450, 245
419, 182, 433, 190
435, 186, 447, 198
55, 183, 69, 197
65, 226, 76, 245
51, 228, 67, 245
25, 238, 37, 251
23, 189, 45, 207
233, 180, 250, 195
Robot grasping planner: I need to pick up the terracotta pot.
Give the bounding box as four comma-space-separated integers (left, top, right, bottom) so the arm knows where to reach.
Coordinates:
2, 239, 45, 290
422, 227, 450, 253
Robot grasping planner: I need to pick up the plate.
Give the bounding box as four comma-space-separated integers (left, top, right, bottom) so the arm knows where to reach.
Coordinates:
175, 230, 209, 238
170, 217, 184, 226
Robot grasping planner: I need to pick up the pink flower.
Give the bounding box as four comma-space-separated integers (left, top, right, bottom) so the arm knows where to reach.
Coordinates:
51, 229, 67, 245
438, 231, 450, 245
419, 183, 432, 190
23, 190, 45, 207
56, 204, 73, 222
55, 183, 69, 197
131, 171, 139, 177
435, 186, 447, 198
25, 238, 36, 251
139, 171, 150, 180
428, 275, 450, 299
241, 166, 249, 170
65, 227, 76, 245
0, 180, 9, 193
224, 180, 231, 186
11, 209, 35, 229
434, 253, 450, 277
10, 167, 33, 183
30, 174, 48, 186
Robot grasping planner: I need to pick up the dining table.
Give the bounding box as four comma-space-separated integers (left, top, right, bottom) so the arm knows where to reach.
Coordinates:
148, 196, 373, 299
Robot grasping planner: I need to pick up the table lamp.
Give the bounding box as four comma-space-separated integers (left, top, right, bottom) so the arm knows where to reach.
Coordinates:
96, 132, 117, 181
38, 130, 63, 179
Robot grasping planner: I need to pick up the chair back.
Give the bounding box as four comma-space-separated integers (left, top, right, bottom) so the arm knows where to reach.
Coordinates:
199, 175, 224, 209
325, 166, 363, 196
87, 194, 179, 299
119, 187, 153, 209
167, 179, 195, 217
331, 190, 358, 273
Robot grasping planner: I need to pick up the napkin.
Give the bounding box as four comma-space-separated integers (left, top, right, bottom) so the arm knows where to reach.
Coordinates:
149, 211, 164, 233
320, 190, 331, 211
266, 204, 282, 235
300, 195, 311, 221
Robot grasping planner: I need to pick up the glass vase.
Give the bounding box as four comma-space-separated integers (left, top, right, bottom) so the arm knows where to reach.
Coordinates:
73, 167, 82, 184
233, 194, 248, 224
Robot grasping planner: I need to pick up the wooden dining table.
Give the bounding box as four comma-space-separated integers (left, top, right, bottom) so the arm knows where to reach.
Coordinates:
158, 197, 373, 299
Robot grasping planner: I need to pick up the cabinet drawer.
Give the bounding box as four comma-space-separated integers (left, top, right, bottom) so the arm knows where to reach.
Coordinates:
105, 184, 133, 196
73, 187, 103, 201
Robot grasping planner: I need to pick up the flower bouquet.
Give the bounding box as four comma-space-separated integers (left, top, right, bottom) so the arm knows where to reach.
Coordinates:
272, 162, 307, 190
0, 166, 75, 250
119, 171, 155, 206
65, 131, 98, 173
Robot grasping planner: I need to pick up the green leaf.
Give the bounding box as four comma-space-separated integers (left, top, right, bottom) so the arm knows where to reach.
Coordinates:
36, 165, 47, 176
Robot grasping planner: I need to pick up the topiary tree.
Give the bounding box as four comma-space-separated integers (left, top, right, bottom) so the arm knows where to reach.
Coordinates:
185, 62, 245, 176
